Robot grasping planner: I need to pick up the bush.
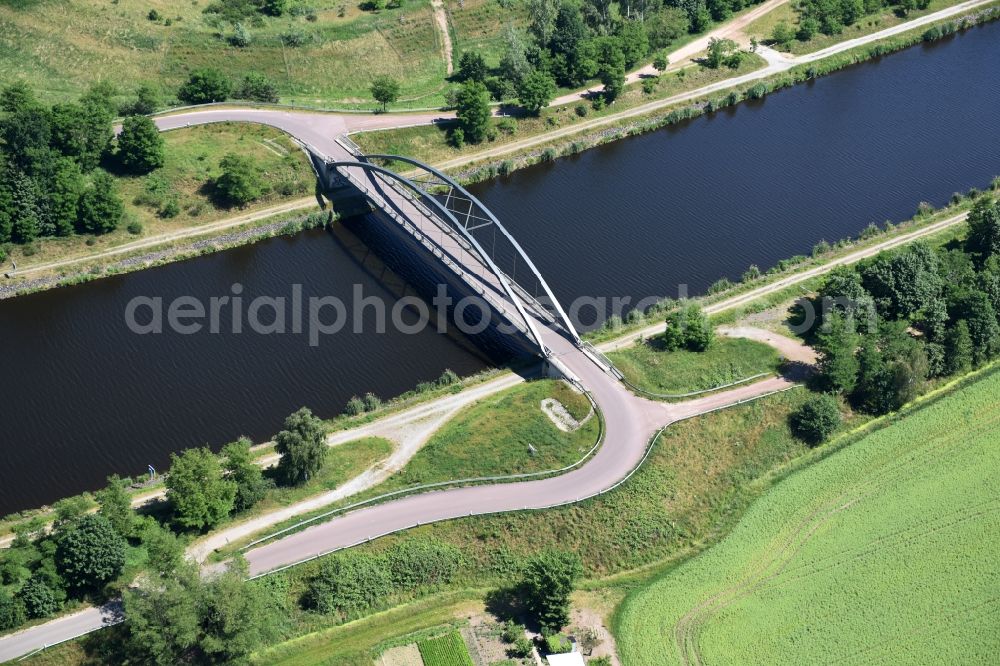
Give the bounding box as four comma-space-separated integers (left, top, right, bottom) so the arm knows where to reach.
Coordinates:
449, 127, 465, 148
157, 198, 179, 218
790, 394, 842, 445
305, 552, 392, 617
544, 634, 572, 654
215, 153, 265, 206
574, 103, 588, 117
230, 22, 251, 47
235, 72, 279, 103
344, 395, 365, 416
0, 591, 25, 630
641, 77, 658, 95
496, 117, 518, 135
178, 68, 230, 104
388, 539, 462, 589
707, 277, 734, 294
438, 369, 459, 386
663, 304, 714, 352
126, 220, 143, 235
508, 636, 534, 658
17, 576, 57, 619
147, 9, 161, 21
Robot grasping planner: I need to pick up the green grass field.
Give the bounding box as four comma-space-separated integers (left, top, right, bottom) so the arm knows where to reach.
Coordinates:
608, 336, 782, 396
615, 369, 1000, 666
418, 630, 475, 666
389, 378, 597, 484
0, 0, 448, 107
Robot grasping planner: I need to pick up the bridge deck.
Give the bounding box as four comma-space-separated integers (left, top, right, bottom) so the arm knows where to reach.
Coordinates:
325, 142, 551, 353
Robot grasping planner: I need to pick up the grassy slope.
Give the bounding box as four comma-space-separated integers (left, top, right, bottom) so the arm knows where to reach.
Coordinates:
0, 0, 446, 107
616, 369, 1000, 666
444, 0, 530, 66
608, 336, 782, 395
8, 122, 314, 269
388, 379, 597, 484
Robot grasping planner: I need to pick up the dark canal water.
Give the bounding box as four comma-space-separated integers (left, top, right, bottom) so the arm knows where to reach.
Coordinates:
2, 23, 999, 513
471, 24, 1000, 323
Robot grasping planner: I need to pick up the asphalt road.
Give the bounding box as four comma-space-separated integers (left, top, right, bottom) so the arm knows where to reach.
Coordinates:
1, 0, 991, 658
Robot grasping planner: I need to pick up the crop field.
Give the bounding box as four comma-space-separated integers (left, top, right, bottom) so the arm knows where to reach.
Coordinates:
417, 630, 475, 666
0, 0, 447, 107
616, 369, 1000, 665
607, 336, 782, 396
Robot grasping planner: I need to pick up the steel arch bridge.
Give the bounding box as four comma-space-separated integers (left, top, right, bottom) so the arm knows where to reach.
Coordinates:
318, 141, 580, 356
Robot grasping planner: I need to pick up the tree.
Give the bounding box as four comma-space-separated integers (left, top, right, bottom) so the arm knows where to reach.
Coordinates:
125, 84, 160, 115
222, 437, 269, 512
199, 559, 283, 662
17, 575, 57, 619
521, 550, 581, 633
458, 51, 488, 82
140, 522, 185, 578
615, 19, 649, 68
96, 474, 135, 538
76, 170, 123, 235
117, 115, 165, 174
274, 407, 328, 485
0, 590, 25, 631
455, 80, 492, 144
517, 69, 556, 115
944, 319, 973, 376
965, 197, 1000, 265
122, 566, 202, 665
652, 52, 669, 72
663, 304, 714, 352
815, 265, 876, 332
178, 68, 231, 104
705, 38, 739, 69
815, 312, 861, 393
790, 394, 841, 444
215, 152, 266, 206
771, 21, 796, 47
46, 157, 84, 237
860, 243, 942, 320
1, 80, 37, 114
594, 37, 626, 103
950, 290, 1000, 366
165, 447, 236, 530
235, 72, 279, 103
528, 0, 560, 47
499, 26, 531, 84
370, 75, 401, 112
54, 514, 126, 595
647, 8, 690, 50
852, 322, 928, 414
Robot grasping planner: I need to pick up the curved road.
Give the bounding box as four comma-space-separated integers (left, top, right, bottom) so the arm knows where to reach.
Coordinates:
2, 0, 992, 656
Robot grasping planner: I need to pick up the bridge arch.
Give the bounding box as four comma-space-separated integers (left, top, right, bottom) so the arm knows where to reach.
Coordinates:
325, 159, 553, 355
353, 152, 581, 346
